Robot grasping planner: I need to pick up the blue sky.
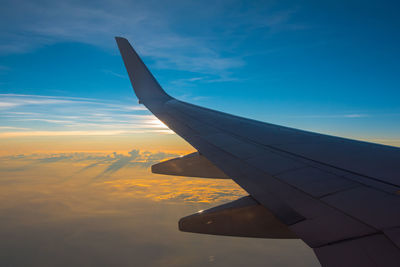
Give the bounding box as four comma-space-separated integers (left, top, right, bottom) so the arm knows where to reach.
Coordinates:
1, 0, 399, 145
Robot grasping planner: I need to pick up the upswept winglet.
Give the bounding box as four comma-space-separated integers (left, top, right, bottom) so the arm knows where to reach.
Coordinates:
115, 37, 172, 105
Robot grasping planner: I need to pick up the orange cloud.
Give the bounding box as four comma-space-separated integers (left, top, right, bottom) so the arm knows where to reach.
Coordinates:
0, 150, 246, 205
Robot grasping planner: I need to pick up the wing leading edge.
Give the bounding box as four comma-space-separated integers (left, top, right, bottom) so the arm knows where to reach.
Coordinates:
115, 37, 400, 267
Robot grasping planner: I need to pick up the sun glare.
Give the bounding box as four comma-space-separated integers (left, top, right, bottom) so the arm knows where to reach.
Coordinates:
146, 118, 169, 129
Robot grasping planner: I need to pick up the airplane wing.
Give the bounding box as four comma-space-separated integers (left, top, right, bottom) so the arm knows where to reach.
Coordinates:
115, 37, 400, 267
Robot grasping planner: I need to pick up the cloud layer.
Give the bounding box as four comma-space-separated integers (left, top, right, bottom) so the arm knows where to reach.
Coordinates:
0, 149, 318, 267
0, 149, 247, 203
4, 149, 178, 172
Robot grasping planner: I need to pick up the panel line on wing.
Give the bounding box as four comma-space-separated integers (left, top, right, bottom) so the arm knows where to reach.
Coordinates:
160, 100, 400, 233
167, 100, 400, 194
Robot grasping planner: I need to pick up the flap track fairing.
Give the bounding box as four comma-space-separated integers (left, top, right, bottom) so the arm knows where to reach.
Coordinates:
179, 196, 298, 239
151, 152, 229, 179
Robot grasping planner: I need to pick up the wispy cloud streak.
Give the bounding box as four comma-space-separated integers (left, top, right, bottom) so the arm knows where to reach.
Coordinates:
2, 149, 180, 175
0, 0, 303, 77
289, 114, 369, 119
0, 94, 173, 137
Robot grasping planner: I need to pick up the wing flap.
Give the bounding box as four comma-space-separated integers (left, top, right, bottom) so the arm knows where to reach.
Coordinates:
277, 167, 359, 198
151, 152, 229, 178
179, 196, 298, 239
322, 187, 400, 229
314, 234, 400, 267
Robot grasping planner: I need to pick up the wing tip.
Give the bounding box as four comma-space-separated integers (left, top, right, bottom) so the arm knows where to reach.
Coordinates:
115, 36, 127, 42
115, 36, 173, 105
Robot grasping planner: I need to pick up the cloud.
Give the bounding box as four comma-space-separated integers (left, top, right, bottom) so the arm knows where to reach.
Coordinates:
290, 113, 368, 119
0, 149, 249, 204
0, 94, 174, 137
342, 114, 366, 118
37, 154, 74, 163
2, 149, 181, 174
101, 69, 128, 79
0, 94, 97, 110
0, 130, 173, 137
0, 147, 317, 267
123, 106, 147, 111
0, 0, 242, 74
0, 126, 29, 130
100, 150, 141, 176
103, 177, 247, 203
0, 102, 20, 108
0, 0, 303, 76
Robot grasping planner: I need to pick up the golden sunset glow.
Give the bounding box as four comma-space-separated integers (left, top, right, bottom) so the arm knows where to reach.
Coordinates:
0, 149, 246, 206
0, 146, 317, 266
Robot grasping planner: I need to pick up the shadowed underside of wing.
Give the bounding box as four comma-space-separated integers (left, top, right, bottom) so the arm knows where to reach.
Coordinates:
115, 37, 400, 267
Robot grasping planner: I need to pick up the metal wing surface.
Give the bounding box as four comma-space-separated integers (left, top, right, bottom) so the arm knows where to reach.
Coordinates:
115, 37, 400, 267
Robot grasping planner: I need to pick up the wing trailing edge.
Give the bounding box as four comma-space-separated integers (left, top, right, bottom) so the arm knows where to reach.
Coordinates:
151, 152, 229, 179
179, 196, 298, 239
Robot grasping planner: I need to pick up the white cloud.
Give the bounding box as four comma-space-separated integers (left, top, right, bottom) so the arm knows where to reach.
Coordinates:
0, 94, 172, 136
101, 69, 128, 79
123, 106, 147, 111
0, 126, 29, 130
290, 114, 368, 119
1, 149, 181, 171
0, 102, 19, 108
343, 114, 365, 118
0, 130, 174, 137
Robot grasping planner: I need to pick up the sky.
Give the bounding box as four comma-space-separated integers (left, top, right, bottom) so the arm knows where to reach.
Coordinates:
0, 0, 399, 266
0, 0, 400, 148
